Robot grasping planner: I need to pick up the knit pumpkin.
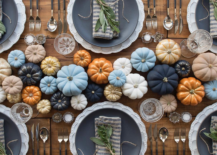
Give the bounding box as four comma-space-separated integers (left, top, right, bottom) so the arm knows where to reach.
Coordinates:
22, 86, 42, 105
8, 50, 25, 68
73, 50, 91, 67
0, 58, 12, 85
41, 56, 61, 76
25, 45, 46, 63
2, 76, 23, 94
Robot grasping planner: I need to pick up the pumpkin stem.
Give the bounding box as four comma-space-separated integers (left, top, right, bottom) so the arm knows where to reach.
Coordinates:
116, 77, 120, 80
99, 68, 103, 73
14, 57, 18, 60
213, 88, 217, 91
34, 52, 37, 55
167, 51, 172, 54
167, 102, 171, 105
209, 64, 213, 68
29, 93, 33, 97
190, 89, 195, 94
67, 76, 73, 81
182, 67, 185, 71
47, 84, 51, 87
141, 59, 146, 63
134, 84, 138, 88
58, 100, 61, 103
27, 74, 31, 78
122, 66, 125, 69
163, 77, 168, 83
80, 57, 84, 60
92, 91, 95, 94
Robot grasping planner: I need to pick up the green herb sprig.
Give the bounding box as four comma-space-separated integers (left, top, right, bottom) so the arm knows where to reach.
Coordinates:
0, 142, 6, 155
210, 0, 217, 20
204, 128, 217, 141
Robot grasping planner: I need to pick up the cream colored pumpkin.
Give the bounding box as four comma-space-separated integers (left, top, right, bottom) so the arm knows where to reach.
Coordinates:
0, 87, 6, 103
0, 58, 12, 85
37, 99, 51, 114
41, 56, 61, 76
160, 94, 177, 113
192, 53, 217, 82
104, 84, 122, 101
7, 93, 22, 104
156, 39, 181, 65
2, 76, 23, 94
70, 94, 88, 110
113, 58, 132, 76
25, 45, 46, 63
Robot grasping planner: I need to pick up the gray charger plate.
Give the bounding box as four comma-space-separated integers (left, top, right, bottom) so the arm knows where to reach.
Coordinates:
72, 0, 139, 48
0, 0, 18, 45
0, 112, 21, 155
75, 108, 142, 155
195, 0, 217, 46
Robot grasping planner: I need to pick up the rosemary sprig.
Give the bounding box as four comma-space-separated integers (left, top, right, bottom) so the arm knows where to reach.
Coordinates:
0, 142, 6, 155
210, 0, 217, 20
204, 127, 217, 141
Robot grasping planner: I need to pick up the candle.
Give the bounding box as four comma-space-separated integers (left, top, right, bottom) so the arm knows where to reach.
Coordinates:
141, 32, 153, 43
63, 112, 74, 123
144, 34, 151, 41
24, 34, 36, 45
181, 112, 192, 123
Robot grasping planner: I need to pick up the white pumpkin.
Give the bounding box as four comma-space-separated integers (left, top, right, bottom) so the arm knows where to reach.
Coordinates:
0, 58, 12, 85
71, 94, 88, 110
113, 58, 132, 76
0, 87, 6, 103
122, 73, 148, 99
160, 94, 177, 113
37, 99, 51, 114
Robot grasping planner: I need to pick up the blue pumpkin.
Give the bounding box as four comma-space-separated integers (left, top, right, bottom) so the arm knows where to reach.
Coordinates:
56, 64, 88, 96
131, 47, 156, 72
8, 50, 25, 68
147, 64, 179, 95
108, 70, 126, 87
40, 76, 57, 95
84, 83, 103, 102
204, 80, 217, 100
174, 60, 191, 78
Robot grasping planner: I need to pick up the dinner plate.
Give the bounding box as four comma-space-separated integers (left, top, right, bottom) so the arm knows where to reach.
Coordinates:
0, 0, 18, 45
72, 0, 139, 48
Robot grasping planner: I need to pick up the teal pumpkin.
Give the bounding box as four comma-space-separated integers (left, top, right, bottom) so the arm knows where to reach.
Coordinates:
131, 47, 156, 72
40, 76, 57, 95
56, 64, 88, 96
8, 50, 25, 68
204, 80, 217, 100
108, 70, 126, 87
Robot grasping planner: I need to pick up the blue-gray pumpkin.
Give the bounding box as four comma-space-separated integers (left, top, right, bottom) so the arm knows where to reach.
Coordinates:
174, 60, 191, 78
50, 91, 70, 111
204, 80, 217, 100
84, 83, 103, 102
8, 50, 25, 68
40, 76, 57, 95
108, 70, 126, 87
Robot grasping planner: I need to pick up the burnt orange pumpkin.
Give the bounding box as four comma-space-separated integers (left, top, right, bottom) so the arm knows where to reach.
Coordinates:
73, 50, 91, 67
176, 77, 205, 106
87, 58, 113, 84
22, 86, 42, 105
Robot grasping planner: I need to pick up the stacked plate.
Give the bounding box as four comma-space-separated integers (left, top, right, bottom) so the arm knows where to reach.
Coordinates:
67, 0, 144, 54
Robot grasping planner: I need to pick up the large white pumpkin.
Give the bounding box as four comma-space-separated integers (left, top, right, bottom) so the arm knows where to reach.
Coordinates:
71, 94, 88, 110
0, 58, 12, 85
0, 87, 6, 103
122, 73, 148, 99
113, 58, 132, 76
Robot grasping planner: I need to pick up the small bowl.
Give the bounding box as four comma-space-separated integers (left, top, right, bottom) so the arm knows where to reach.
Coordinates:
63, 112, 74, 123
181, 112, 192, 123
36, 34, 46, 45
52, 113, 62, 123
24, 34, 36, 45
169, 112, 181, 124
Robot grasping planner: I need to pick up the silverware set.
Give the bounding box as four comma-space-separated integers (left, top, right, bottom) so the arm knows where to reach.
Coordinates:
174, 128, 186, 155
174, 0, 183, 34
29, 0, 41, 31
148, 124, 158, 155
58, 128, 69, 155
146, 0, 158, 30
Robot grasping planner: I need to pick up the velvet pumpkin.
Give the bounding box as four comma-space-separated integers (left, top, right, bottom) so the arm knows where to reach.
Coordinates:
41, 56, 61, 76
40, 76, 57, 95
22, 86, 42, 105
147, 64, 179, 95
2, 76, 23, 94
108, 70, 126, 87
113, 58, 132, 76
50, 91, 70, 111
130, 47, 156, 72
18, 63, 43, 86
25, 45, 46, 63
204, 80, 217, 100
57, 64, 88, 96
8, 50, 25, 68
177, 77, 205, 106
0, 58, 12, 85
84, 83, 103, 102
87, 58, 113, 84
73, 50, 91, 67
174, 60, 191, 78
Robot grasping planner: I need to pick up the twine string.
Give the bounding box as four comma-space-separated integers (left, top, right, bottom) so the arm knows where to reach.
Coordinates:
199, 0, 210, 21
7, 139, 18, 155
199, 128, 214, 154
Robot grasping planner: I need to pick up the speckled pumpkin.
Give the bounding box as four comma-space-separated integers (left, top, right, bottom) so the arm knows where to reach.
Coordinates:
41, 56, 61, 76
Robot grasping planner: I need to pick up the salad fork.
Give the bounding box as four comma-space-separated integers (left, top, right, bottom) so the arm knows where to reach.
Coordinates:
146, 0, 152, 30
29, 0, 34, 31
63, 129, 68, 155
58, 129, 63, 155
35, 0, 41, 31
152, 0, 157, 29
181, 129, 186, 155
174, 129, 180, 155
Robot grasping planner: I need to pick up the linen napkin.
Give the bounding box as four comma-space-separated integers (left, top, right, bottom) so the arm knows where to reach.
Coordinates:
95, 116, 121, 155
0, 119, 5, 147
210, 1, 217, 38
211, 116, 217, 154
93, 0, 119, 40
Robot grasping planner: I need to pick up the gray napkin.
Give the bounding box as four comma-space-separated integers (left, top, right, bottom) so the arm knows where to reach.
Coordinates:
95, 116, 121, 155
0, 119, 5, 147
93, 0, 119, 40
211, 116, 217, 154
210, 1, 217, 38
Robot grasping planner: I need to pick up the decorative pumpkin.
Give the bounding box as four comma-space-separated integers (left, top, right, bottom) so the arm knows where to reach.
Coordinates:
37, 99, 51, 114
204, 80, 217, 100
192, 53, 217, 82
0, 87, 6, 103
71, 94, 88, 110
25, 45, 46, 63
156, 39, 181, 65
131, 47, 156, 72
8, 50, 25, 68
84, 83, 103, 102
2, 76, 23, 94
108, 70, 126, 87
147, 64, 179, 95
73, 50, 91, 67
87, 58, 113, 84
18, 63, 43, 86
0, 58, 12, 85
160, 94, 177, 113
40, 76, 57, 95
7, 93, 22, 104
177, 77, 205, 106
113, 58, 132, 76
57, 64, 88, 96
41, 56, 61, 76
104, 84, 122, 101
122, 73, 148, 99
22, 86, 42, 105
174, 60, 191, 78
50, 91, 70, 111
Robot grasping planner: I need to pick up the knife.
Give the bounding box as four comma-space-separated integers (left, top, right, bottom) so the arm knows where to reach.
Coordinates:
179, 0, 183, 34
58, 0, 62, 34
31, 124, 35, 155
63, 0, 68, 33
148, 124, 153, 155
174, 0, 178, 34
36, 123, 39, 155
154, 124, 158, 155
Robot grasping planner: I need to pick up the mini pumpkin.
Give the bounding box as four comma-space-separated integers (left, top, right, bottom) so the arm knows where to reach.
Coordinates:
108, 70, 126, 87
84, 83, 103, 102
71, 94, 88, 110
113, 58, 132, 76
73, 50, 91, 67
2, 76, 23, 94
41, 56, 61, 76
40, 76, 57, 95
204, 80, 217, 100
0, 87, 6, 103
174, 60, 191, 78
22, 86, 42, 105
50, 91, 70, 111
0, 58, 12, 85
25, 45, 46, 63
37, 99, 51, 114
104, 84, 122, 101
87, 58, 113, 84
156, 39, 181, 65
160, 94, 177, 113
8, 50, 25, 68
7, 93, 22, 104
177, 77, 205, 106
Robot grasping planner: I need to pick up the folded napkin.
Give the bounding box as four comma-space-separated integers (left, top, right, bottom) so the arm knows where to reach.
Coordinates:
95, 116, 121, 155
93, 0, 119, 40
210, 1, 217, 38
211, 116, 217, 155
0, 119, 5, 147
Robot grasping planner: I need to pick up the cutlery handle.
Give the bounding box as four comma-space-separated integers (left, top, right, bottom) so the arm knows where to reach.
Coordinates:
37, 149, 39, 155
60, 150, 61, 155
180, 0, 182, 8
43, 142, 46, 155
65, 149, 67, 155
183, 142, 185, 155
153, 0, 155, 8
65, 142, 67, 155
150, 140, 153, 155
30, 0, 32, 9
58, 0, 60, 10
156, 141, 158, 155
163, 143, 165, 155
148, 0, 150, 8
167, 0, 169, 8
36, 0, 39, 10
51, 0, 53, 10
44, 149, 45, 155
59, 143, 62, 155
32, 149, 34, 155
174, 0, 176, 9
64, 0, 66, 10
177, 143, 179, 155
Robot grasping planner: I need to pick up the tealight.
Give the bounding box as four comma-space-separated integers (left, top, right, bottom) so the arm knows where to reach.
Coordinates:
181, 112, 192, 123
63, 112, 74, 123
24, 34, 36, 45
142, 32, 152, 43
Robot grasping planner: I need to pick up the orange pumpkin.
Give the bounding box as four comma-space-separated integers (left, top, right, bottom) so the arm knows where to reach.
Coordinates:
22, 86, 42, 105
177, 77, 205, 106
87, 58, 113, 84
73, 50, 91, 67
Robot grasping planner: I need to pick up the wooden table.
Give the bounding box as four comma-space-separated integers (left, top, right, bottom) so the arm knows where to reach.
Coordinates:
0, 0, 215, 154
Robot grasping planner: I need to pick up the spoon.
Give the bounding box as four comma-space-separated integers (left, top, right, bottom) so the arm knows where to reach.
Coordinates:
163, 0, 173, 30
47, 0, 57, 32
159, 127, 169, 155
40, 127, 49, 155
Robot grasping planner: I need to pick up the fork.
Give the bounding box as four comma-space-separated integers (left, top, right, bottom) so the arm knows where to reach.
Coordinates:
181, 128, 186, 155
152, 0, 157, 29
58, 129, 63, 155
63, 129, 68, 155
29, 0, 34, 31
174, 128, 180, 155
146, 0, 152, 30
35, 0, 41, 31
